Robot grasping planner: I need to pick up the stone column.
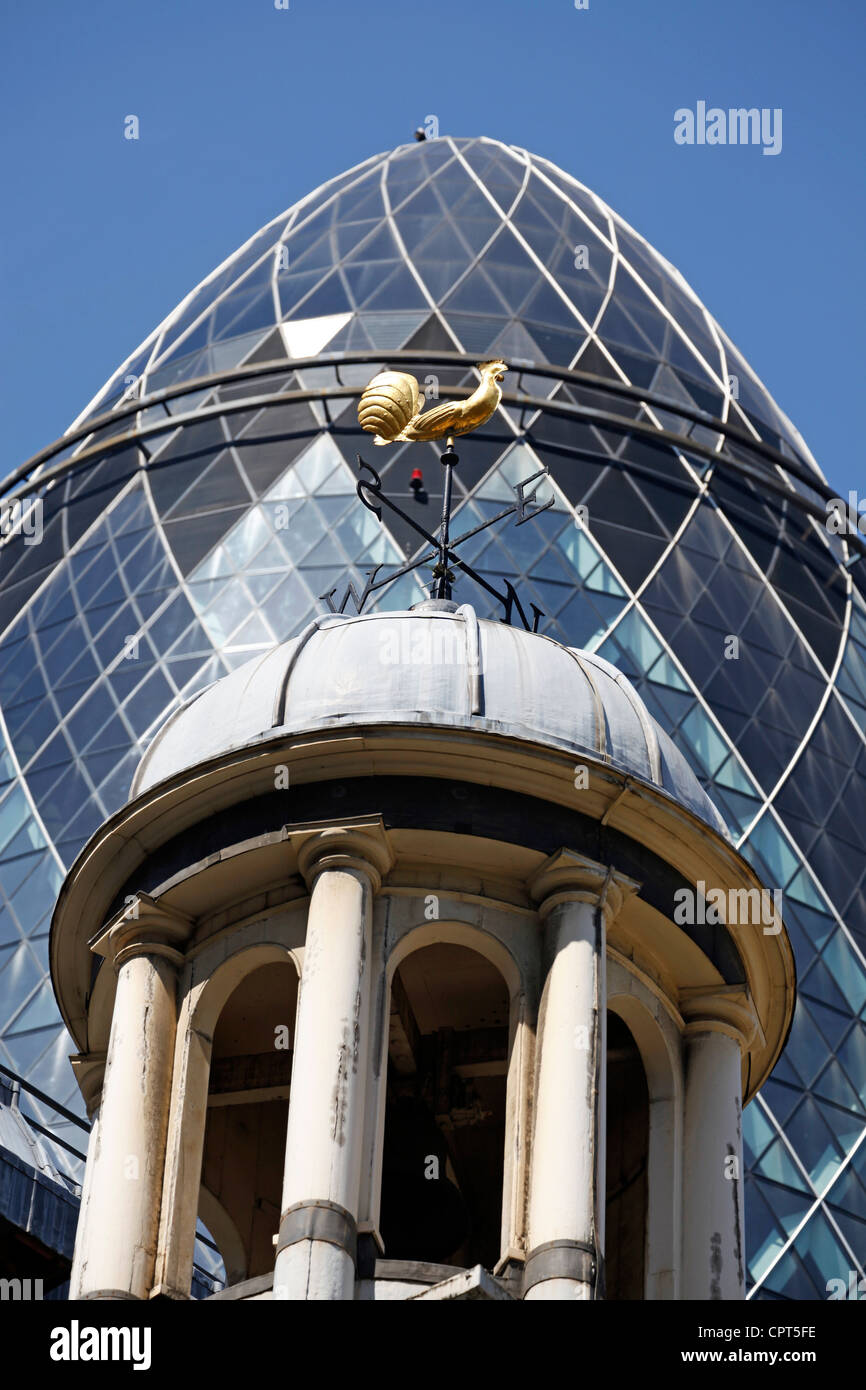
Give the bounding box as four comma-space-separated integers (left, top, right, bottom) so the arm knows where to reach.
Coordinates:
149, 996, 213, 1300
70, 896, 190, 1300
273, 818, 393, 1301
67, 1053, 106, 1296
524, 850, 639, 1301
680, 991, 753, 1300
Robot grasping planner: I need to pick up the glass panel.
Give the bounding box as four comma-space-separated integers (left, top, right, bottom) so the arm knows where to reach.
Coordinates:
785, 1097, 843, 1188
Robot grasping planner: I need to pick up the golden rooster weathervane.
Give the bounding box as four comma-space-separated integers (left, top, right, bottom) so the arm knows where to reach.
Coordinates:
357, 359, 507, 445
318, 356, 555, 627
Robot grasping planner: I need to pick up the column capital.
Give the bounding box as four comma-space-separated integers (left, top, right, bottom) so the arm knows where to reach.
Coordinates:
90, 893, 192, 971
528, 849, 640, 924
679, 983, 761, 1051
287, 815, 395, 894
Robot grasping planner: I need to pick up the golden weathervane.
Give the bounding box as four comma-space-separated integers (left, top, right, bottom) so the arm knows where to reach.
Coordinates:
357, 360, 507, 445
338, 356, 552, 627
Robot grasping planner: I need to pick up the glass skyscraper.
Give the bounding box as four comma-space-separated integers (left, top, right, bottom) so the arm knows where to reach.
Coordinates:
2, 136, 865, 1299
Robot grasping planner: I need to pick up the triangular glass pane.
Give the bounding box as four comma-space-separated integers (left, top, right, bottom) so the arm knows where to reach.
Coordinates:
801, 956, 855, 1013
402, 315, 457, 352
444, 314, 509, 355
444, 266, 511, 315
291, 270, 354, 319
289, 434, 346, 494
787, 997, 834, 1084
280, 312, 352, 359
666, 327, 722, 390
360, 264, 428, 311
651, 361, 701, 409
813, 1096, 864, 1156
449, 201, 502, 253
609, 262, 669, 351
244, 327, 288, 365
342, 222, 402, 265
821, 930, 866, 1013
808, 999, 855, 1053
595, 300, 657, 358
277, 267, 330, 318
826, 1162, 866, 1222
486, 319, 543, 364
393, 180, 443, 220
528, 323, 585, 367
460, 143, 523, 209
333, 183, 385, 225
301, 531, 347, 567
754, 1139, 813, 1195
523, 277, 583, 333
785, 1096, 843, 1187
826, 1207, 866, 1266
325, 316, 375, 352
2, 1025, 60, 1077
813, 1058, 863, 1115
355, 311, 429, 349
229, 613, 274, 648
838, 1024, 866, 1105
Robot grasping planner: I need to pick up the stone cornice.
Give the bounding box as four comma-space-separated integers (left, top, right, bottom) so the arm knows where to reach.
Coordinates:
50, 727, 794, 1100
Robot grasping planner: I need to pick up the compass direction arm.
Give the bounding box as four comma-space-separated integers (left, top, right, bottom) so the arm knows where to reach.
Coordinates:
320, 563, 384, 615
512, 467, 555, 525
343, 438, 546, 631
363, 548, 438, 597
448, 467, 554, 549
356, 457, 384, 519
357, 455, 443, 552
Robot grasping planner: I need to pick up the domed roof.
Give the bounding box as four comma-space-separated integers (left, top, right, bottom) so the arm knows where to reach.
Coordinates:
132, 601, 730, 840
70, 136, 818, 480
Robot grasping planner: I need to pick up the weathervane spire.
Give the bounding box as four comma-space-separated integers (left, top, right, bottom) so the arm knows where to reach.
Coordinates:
433, 435, 458, 601
321, 361, 555, 628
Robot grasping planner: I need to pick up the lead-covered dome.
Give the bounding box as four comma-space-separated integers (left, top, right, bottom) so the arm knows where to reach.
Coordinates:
132, 602, 730, 841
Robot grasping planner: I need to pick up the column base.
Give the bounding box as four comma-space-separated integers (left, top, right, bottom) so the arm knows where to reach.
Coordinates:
523, 1239, 602, 1300
273, 1199, 358, 1301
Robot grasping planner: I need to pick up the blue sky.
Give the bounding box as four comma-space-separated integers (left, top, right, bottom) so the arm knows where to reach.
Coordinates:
2, 0, 863, 495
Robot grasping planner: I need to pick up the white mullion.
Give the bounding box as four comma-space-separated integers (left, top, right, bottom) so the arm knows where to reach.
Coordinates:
738, 587, 854, 838
446, 140, 611, 356
270, 205, 300, 325
379, 148, 461, 349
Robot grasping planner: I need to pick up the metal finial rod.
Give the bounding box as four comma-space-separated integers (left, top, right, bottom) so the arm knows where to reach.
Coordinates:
436, 436, 458, 599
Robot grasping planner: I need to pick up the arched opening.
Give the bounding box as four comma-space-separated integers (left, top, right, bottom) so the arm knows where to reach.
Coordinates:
198, 959, 298, 1285
605, 1010, 649, 1299
379, 942, 509, 1270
